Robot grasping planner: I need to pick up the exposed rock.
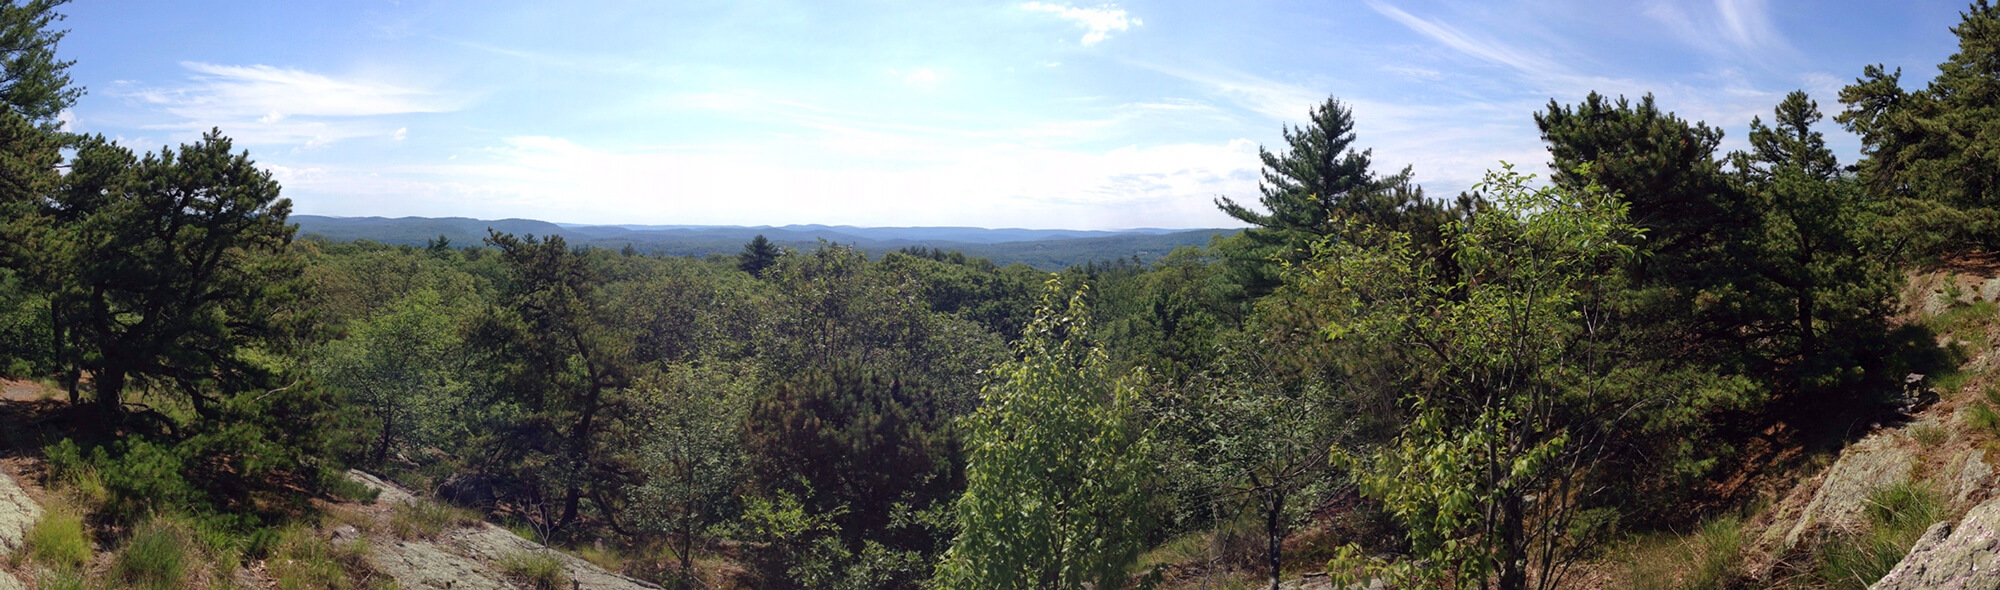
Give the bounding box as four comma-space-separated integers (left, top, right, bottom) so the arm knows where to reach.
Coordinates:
0, 468, 42, 556
1951, 449, 1994, 509
346, 471, 659, 590
1870, 494, 2000, 590
1764, 433, 1916, 555
370, 535, 514, 590
346, 469, 417, 506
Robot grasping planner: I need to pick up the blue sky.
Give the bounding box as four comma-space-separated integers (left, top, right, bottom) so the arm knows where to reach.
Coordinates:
55, 0, 1970, 229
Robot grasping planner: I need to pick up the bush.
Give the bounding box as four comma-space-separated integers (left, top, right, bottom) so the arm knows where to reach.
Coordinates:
26, 503, 92, 570
114, 518, 191, 590
500, 550, 569, 590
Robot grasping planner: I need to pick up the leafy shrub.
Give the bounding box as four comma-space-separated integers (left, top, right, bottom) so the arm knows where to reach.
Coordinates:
26, 503, 92, 570
500, 550, 569, 590
114, 518, 191, 590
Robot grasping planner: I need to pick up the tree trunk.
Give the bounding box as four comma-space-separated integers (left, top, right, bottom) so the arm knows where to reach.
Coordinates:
1266, 486, 1284, 590
1497, 493, 1527, 590
376, 401, 394, 466
94, 366, 124, 419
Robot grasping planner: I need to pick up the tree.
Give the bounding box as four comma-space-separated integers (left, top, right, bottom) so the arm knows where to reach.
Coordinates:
627, 363, 753, 589
0, 0, 81, 129
314, 288, 477, 466
1837, 1, 2000, 256
739, 234, 781, 277
38, 131, 302, 418
1322, 166, 1737, 590
1731, 91, 1899, 406
477, 231, 637, 535
1214, 97, 1447, 297
934, 280, 1151, 590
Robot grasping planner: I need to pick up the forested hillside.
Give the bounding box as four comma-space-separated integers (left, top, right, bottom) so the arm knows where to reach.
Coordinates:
289, 216, 1231, 270
7, 1, 2000, 590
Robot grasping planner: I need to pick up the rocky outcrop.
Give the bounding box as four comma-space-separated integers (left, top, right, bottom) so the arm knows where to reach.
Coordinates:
345, 470, 659, 590
1765, 433, 1917, 554
1870, 494, 2000, 590
0, 468, 41, 556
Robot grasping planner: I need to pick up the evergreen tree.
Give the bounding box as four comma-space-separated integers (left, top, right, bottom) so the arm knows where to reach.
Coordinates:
477, 231, 638, 535
40, 131, 302, 418
1733, 91, 1899, 403
1214, 97, 1445, 296
1839, 0, 2000, 256
739, 234, 780, 276
0, 0, 80, 129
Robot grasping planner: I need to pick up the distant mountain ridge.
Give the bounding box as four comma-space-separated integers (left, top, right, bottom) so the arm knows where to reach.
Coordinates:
292, 215, 1239, 270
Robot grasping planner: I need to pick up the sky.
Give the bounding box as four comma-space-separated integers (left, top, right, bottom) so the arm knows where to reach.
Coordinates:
52, 0, 1975, 229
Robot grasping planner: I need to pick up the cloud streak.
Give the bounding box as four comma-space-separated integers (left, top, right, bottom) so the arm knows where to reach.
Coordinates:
1022, 2, 1142, 45
121, 62, 459, 148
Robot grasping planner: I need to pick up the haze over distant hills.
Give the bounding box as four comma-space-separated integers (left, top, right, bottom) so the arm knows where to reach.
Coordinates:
293, 215, 1239, 270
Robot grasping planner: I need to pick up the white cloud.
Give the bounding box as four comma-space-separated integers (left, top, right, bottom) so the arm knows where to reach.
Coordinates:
123, 62, 458, 148
1022, 2, 1142, 45
393, 127, 408, 141
281, 133, 1257, 229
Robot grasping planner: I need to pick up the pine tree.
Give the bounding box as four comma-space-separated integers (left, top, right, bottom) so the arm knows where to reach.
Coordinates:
1839, 0, 2000, 256
43, 130, 301, 417
1214, 97, 1445, 297
738, 234, 780, 277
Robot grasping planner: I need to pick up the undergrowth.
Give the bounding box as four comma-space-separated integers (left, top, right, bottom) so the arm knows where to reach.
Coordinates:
1808, 482, 1945, 589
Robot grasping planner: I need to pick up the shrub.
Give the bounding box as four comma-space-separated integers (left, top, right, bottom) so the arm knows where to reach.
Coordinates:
26, 503, 92, 570
114, 518, 191, 590
500, 550, 569, 590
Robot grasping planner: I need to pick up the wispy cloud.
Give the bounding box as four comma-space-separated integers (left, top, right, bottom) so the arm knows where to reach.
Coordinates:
1363, 0, 1572, 81
121, 62, 458, 147
1644, 0, 1794, 61
1022, 2, 1142, 45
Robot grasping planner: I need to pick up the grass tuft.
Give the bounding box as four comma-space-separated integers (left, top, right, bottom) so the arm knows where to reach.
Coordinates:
389, 499, 480, 540
113, 518, 191, 590
26, 502, 92, 571
1810, 482, 1946, 589
500, 550, 569, 590
267, 525, 375, 590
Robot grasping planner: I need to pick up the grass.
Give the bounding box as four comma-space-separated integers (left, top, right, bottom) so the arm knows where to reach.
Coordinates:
267, 525, 376, 590
34, 569, 99, 590
1910, 420, 1949, 446
25, 502, 93, 570
1809, 482, 1946, 589
500, 550, 570, 590
113, 518, 191, 590
389, 499, 480, 540
1968, 387, 2000, 437
1621, 515, 1746, 590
